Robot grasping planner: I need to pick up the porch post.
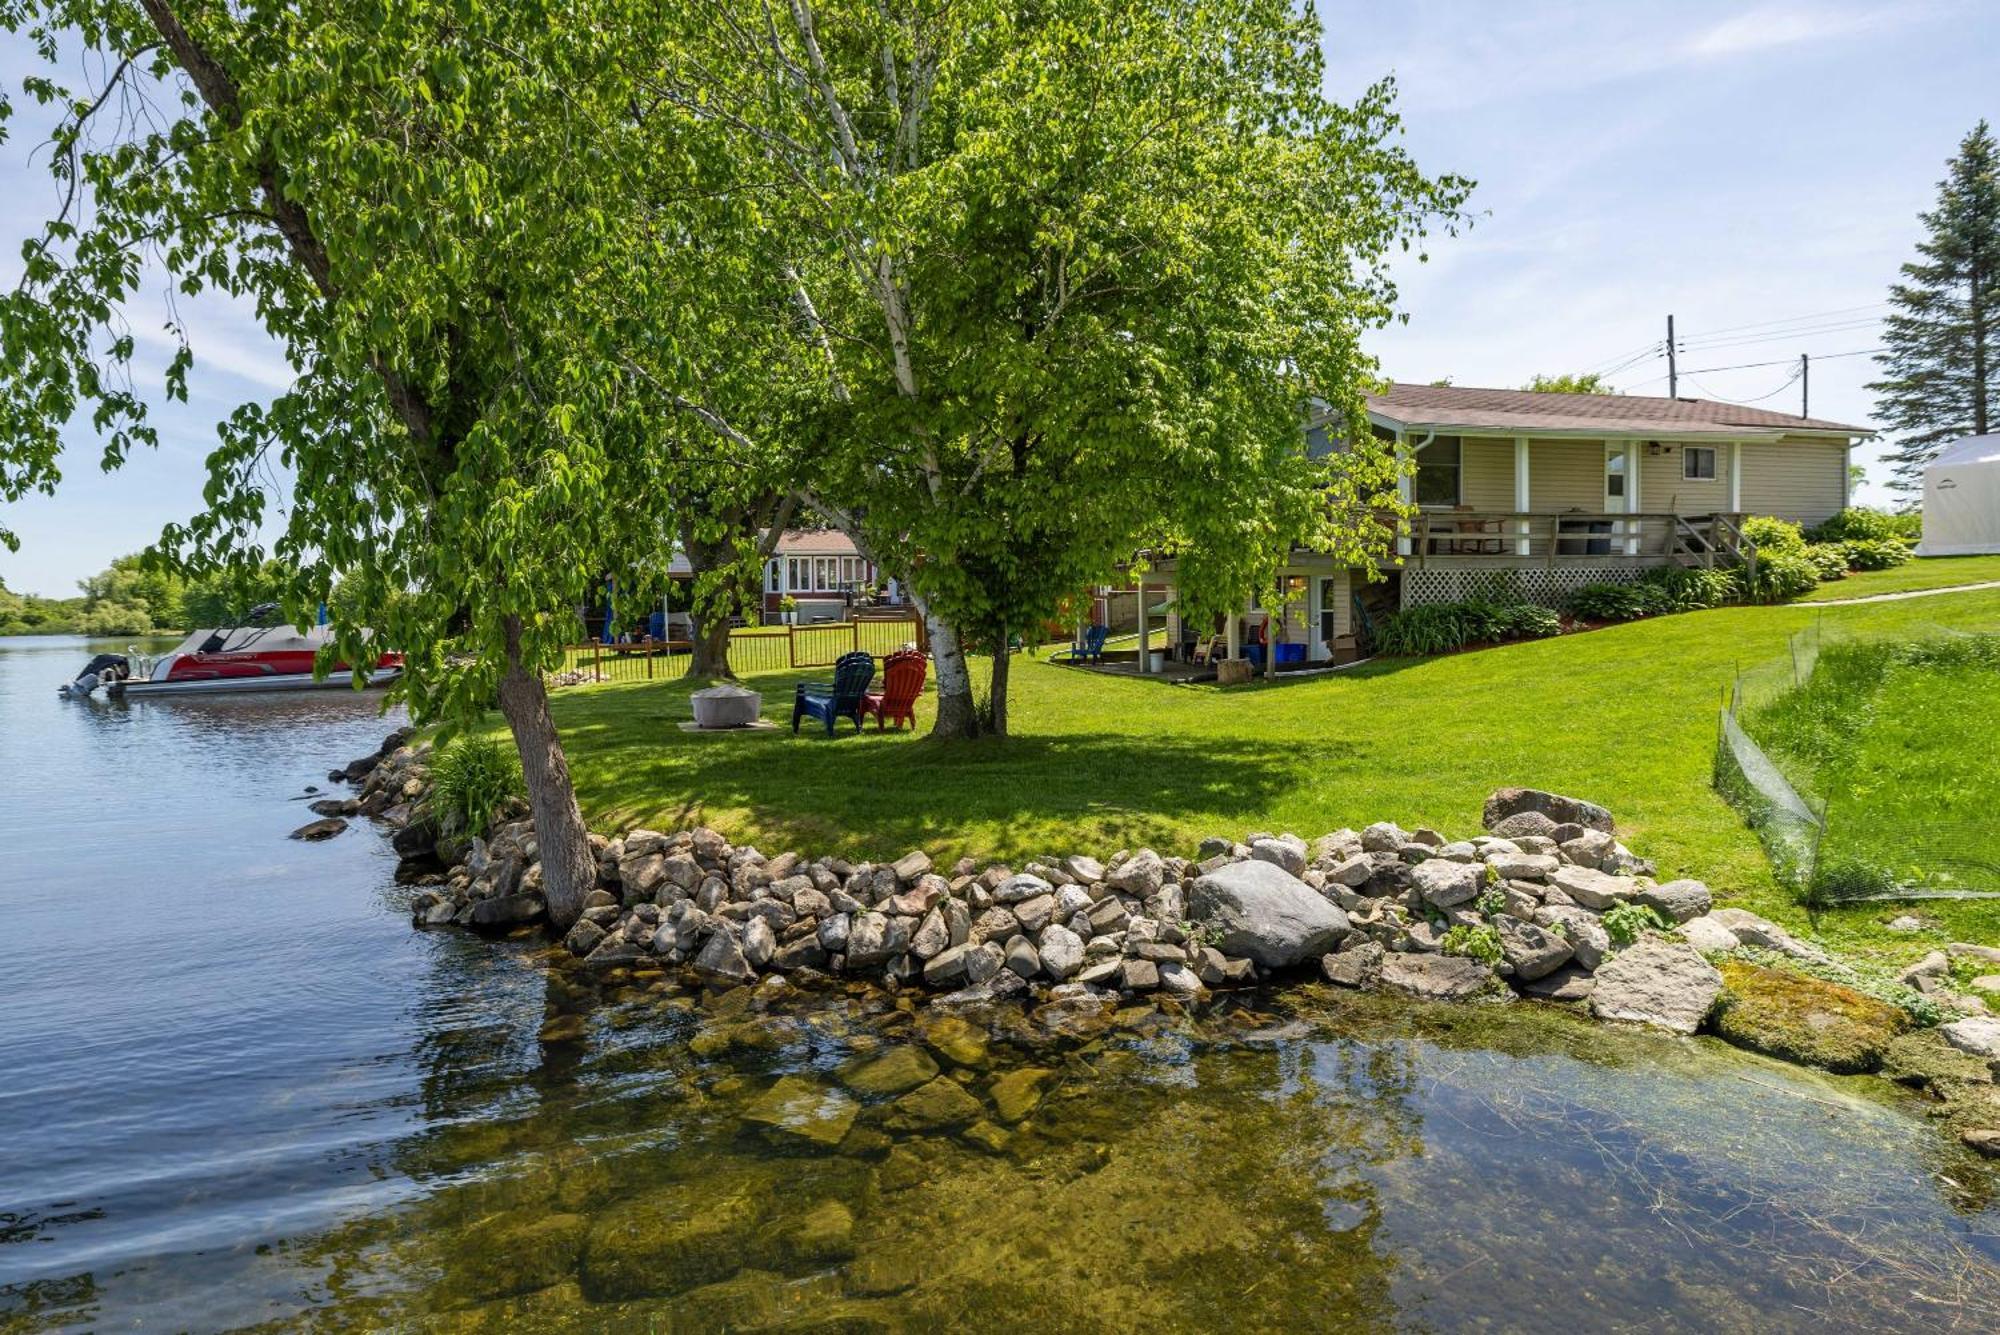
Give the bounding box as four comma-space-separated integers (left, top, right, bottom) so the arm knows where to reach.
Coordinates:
1626, 443, 1643, 556
1394, 428, 1412, 558
1728, 440, 1743, 513
1514, 435, 1531, 556
1135, 576, 1149, 674
1225, 607, 1241, 661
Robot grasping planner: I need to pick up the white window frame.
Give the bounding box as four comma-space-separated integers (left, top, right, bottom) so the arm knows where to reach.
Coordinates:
1683, 445, 1717, 481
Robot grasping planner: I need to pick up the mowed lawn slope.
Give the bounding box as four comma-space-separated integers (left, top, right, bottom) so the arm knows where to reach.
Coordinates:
1797, 553, 2000, 602
540, 586, 2000, 962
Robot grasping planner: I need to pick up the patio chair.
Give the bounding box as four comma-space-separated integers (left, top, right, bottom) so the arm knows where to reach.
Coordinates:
1050, 624, 1109, 665
860, 649, 927, 731
792, 650, 876, 735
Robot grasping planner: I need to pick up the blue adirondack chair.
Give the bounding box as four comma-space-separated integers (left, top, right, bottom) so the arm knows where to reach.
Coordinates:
1051, 624, 1109, 665
793, 650, 877, 735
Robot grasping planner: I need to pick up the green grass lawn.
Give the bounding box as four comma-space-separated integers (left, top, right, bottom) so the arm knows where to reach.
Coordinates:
1745, 633, 2000, 898
529, 585, 2000, 969
1796, 553, 2000, 601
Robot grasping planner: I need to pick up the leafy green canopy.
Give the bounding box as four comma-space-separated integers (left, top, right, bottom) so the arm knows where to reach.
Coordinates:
1869, 120, 2000, 496
657, 0, 1469, 701
0, 0, 710, 725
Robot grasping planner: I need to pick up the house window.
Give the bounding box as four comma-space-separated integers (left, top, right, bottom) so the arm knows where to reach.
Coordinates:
1684, 446, 1717, 481
1414, 437, 1461, 506
766, 561, 780, 594
840, 557, 859, 586
813, 556, 839, 590
786, 557, 810, 591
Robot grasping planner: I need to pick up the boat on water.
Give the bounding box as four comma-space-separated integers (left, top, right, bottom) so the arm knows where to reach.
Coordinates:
60, 610, 401, 698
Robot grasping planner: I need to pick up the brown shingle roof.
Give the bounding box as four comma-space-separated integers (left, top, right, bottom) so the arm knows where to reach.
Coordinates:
1364, 383, 1870, 438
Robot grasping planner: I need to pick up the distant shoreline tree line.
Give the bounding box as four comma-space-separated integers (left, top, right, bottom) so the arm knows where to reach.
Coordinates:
0, 555, 286, 638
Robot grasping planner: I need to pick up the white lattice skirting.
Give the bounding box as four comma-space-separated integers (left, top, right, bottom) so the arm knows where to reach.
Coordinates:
1401, 566, 1647, 609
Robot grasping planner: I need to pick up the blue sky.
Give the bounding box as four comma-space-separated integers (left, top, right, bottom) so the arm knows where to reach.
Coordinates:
1, 2, 1994, 595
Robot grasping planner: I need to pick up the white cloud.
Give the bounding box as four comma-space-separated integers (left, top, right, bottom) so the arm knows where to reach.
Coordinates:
1684, 4, 1899, 61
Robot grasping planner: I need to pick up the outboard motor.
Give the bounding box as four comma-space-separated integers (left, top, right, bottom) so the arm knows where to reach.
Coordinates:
61, 652, 129, 698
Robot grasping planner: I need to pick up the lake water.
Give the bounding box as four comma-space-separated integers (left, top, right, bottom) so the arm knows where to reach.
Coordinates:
2, 633, 1998, 1332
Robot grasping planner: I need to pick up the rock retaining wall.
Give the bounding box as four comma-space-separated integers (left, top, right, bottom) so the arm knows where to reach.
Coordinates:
326, 731, 2000, 1156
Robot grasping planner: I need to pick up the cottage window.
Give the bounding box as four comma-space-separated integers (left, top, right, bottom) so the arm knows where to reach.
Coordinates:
1414, 436, 1462, 506
786, 557, 810, 591
1684, 446, 1717, 481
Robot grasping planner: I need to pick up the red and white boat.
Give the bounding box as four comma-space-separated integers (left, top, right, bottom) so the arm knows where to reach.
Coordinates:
61, 617, 402, 698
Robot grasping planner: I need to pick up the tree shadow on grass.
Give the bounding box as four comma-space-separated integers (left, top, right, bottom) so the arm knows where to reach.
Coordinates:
550, 677, 1325, 861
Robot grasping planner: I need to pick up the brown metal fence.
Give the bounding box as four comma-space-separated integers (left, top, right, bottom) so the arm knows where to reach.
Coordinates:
555, 614, 925, 685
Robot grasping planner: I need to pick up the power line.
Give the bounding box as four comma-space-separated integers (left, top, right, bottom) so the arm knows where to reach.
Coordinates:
1682, 368, 1802, 405
1678, 346, 1885, 376
1678, 317, 1883, 353
1676, 301, 1889, 341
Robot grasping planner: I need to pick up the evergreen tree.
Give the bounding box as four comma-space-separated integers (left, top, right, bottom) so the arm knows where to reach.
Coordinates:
1870, 121, 2000, 497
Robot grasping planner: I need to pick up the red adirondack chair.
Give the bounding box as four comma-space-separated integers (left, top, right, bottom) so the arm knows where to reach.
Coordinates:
860, 650, 927, 731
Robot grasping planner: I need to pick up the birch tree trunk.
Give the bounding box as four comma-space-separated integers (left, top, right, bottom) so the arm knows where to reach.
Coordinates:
921, 604, 981, 739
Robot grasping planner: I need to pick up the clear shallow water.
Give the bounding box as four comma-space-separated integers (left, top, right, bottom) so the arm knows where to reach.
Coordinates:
1, 634, 1998, 1332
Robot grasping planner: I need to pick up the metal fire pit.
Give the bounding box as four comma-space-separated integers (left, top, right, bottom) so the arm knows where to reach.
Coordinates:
690, 684, 763, 729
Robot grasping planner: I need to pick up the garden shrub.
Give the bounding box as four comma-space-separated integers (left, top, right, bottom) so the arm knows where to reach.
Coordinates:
1636, 564, 1740, 611
1801, 544, 1851, 581
1601, 902, 1671, 946
427, 734, 525, 840
1745, 550, 1820, 602
1563, 582, 1651, 622
1806, 507, 1920, 545
1738, 514, 1806, 554
1839, 538, 1913, 571
1374, 597, 1562, 656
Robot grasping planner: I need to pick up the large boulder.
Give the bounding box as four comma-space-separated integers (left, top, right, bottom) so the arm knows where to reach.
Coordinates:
1589, 935, 1722, 1034
1188, 860, 1350, 968
1711, 960, 1909, 1073
1483, 787, 1615, 834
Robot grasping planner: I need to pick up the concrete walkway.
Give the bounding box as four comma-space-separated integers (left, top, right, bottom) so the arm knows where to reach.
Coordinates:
1802, 579, 2000, 606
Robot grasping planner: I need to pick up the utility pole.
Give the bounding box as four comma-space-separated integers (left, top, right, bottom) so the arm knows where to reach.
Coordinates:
1666, 314, 1678, 398
1800, 353, 1809, 420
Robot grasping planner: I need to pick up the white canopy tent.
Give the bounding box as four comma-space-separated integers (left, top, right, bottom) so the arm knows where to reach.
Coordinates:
1916, 434, 2000, 556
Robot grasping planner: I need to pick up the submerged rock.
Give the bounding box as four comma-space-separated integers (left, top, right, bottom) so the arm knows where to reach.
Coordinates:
740, 1075, 859, 1147
843, 1045, 940, 1097
290, 816, 348, 841
581, 1183, 762, 1301
447, 1211, 588, 1301
884, 1076, 985, 1132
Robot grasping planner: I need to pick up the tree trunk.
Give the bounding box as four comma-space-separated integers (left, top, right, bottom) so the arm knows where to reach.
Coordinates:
987, 632, 1010, 737
497, 615, 596, 930
687, 613, 734, 680
679, 518, 740, 681
924, 607, 981, 739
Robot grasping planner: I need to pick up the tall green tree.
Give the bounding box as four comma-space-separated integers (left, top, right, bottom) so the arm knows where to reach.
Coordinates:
1870, 120, 2000, 497
655, 0, 1468, 736
0, 1, 719, 927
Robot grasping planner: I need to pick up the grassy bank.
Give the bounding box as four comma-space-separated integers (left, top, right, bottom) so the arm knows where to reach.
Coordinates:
1796, 553, 2000, 601
526, 584, 2000, 971
1746, 633, 2000, 898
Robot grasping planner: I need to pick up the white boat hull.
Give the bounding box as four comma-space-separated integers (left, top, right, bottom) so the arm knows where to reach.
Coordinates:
112, 669, 401, 697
